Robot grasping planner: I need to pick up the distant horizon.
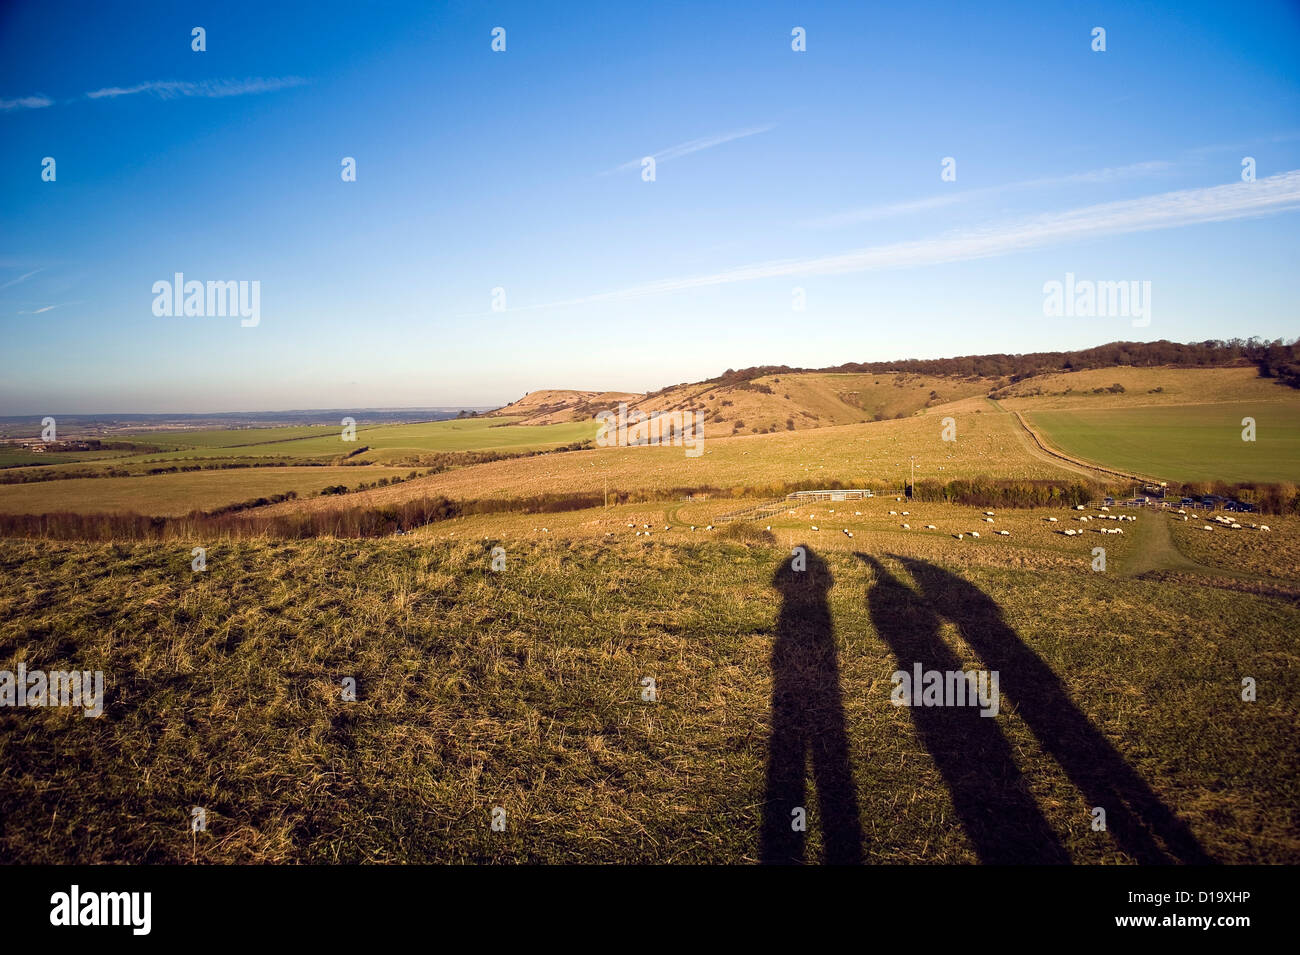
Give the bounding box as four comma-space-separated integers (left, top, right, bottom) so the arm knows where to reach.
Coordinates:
4, 0, 1298, 415
1, 333, 1294, 418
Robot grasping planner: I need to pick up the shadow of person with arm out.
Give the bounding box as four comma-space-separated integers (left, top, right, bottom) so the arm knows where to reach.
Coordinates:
857, 553, 1070, 864
897, 555, 1213, 865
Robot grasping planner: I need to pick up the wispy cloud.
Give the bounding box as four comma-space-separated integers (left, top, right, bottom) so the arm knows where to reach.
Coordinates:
0, 95, 53, 112
85, 77, 308, 100
604, 124, 775, 175
491, 170, 1300, 313
802, 160, 1175, 229
0, 268, 44, 290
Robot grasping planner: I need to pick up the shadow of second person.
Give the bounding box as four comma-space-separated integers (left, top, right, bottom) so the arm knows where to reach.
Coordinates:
761, 544, 863, 865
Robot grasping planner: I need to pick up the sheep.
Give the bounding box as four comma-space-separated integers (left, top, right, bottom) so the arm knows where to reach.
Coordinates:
997, 530, 1010, 536
811, 525, 819, 531
954, 533, 965, 540
984, 511, 995, 517
888, 510, 897, 515
854, 511, 861, 516
1075, 505, 1086, 510
843, 529, 853, 538
1231, 523, 1243, 529
690, 525, 696, 531
542, 528, 549, 533
902, 523, 910, 529
705, 524, 714, 530
1203, 525, 1214, 531
970, 531, 980, 538
1047, 517, 1058, 522
627, 522, 635, 527
984, 517, 994, 523
925, 524, 937, 529
1064, 529, 1077, 536
765, 525, 771, 531
636, 531, 642, 537
1261, 525, 1271, 531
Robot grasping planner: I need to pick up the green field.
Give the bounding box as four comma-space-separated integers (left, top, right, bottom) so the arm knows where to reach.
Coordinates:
131, 425, 343, 449
0, 447, 142, 468
1027, 402, 1300, 483
115, 417, 598, 464
0, 466, 415, 516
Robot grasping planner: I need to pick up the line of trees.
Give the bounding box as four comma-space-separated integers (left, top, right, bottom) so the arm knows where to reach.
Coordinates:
708, 338, 1300, 387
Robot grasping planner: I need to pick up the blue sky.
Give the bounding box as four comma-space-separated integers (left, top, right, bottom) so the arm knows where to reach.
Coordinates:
2, 0, 1298, 413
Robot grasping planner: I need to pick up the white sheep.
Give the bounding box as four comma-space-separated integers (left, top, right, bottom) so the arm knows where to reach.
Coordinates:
811, 525, 819, 531
997, 530, 1010, 536
902, 523, 910, 529
970, 531, 980, 538
925, 524, 937, 529
1261, 525, 1271, 531
1047, 517, 1058, 523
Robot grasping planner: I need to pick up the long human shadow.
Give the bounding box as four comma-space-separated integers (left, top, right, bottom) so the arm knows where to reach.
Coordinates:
857, 554, 1070, 864
761, 545, 863, 864
895, 555, 1214, 865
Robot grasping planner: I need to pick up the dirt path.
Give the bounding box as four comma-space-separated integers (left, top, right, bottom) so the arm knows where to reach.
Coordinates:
1118, 512, 1293, 593
1118, 511, 1210, 577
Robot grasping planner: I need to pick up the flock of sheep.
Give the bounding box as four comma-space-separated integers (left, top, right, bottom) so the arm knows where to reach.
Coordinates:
544, 501, 1275, 543
1198, 513, 1270, 532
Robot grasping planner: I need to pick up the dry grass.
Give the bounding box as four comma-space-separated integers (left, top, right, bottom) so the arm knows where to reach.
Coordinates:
998, 365, 1298, 410
260, 410, 1068, 518
1, 534, 1295, 863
